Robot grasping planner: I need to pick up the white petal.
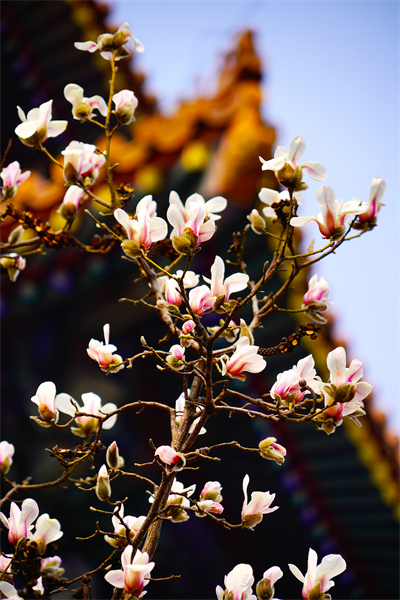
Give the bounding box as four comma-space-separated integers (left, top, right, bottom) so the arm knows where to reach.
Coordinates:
64, 84, 84, 106
288, 136, 306, 167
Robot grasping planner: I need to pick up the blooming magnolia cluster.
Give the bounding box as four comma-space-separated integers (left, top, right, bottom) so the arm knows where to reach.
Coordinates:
1, 19, 384, 600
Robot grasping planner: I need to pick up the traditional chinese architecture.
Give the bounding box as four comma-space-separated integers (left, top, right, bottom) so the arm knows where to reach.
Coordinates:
1, 2, 398, 599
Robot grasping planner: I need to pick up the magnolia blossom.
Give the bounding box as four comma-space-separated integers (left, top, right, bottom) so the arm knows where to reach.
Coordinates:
188, 285, 214, 316
75, 22, 144, 61
87, 323, 124, 373
270, 355, 317, 405
0, 499, 39, 545
175, 391, 206, 435
0, 441, 15, 475
15, 100, 67, 147
220, 336, 266, 381
247, 209, 266, 234
355, 176, 387, 223
105, 506, 145, 549
155, 445, 184, 467
58, 185, 85, 219
256, 566, 283, 600
56, 391, 117, 437
31, 381, 59, 425
0, 254, 26, 283
203, 255, 249, 302
62, 141, 106, 185
166, 344, 186, 370
216, 563, 256, 600
259, 187, 303, 217
200, 481, 223, 503
28, 513, 63, 552
32, 577, 44, 595
149, 480, 196, 523
1, 162, 31, 199
258, 437, 287, 465
113, 90, 138, 124
242, 474, 278, 529
104, 547, 154, 597
167, 191, 219, 250
302, 274, 332, 324
289, 548, 346, 600
0, 582, 22, 600
259, 135, 327, 183
317, 347, 371, 433
114, 206, 167, 254
64, 84, 107, 120
290, 185, 368, 240
195, 499, 224, 517
40, 556, 64, 578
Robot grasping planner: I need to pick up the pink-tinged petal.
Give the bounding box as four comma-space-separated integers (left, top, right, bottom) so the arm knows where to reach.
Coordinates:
198, 218, 215, 242
46, 121, 68, 138
353, 382, 372, 403
290, 215, 320, 228
20, 498, 39, 528
186, 202, 206, 236
167, 203, 186, 236
263, 566, 283, 586
316, 553, 346, 592
346, 358, 363, 383
105, 569, 125, 588
114, 208, 135, 239
223, 273, 249, 299
368, 176, 386, 205
75, 41, 99, 53
64, 84, 83, 106
296, 355, 316, 380
316, 185, 337, 233
209, 256, 225, 297
326, 347, 347, 387
149, 217, 168, 242
88, 95, 108, 117
288, 136, 306, 168
259, 155, 286, 171
301, 160, 327, 181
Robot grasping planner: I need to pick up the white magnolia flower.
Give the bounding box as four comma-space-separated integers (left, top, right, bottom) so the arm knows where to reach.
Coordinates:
64, 84, 107, 120
15, 100, 67, 147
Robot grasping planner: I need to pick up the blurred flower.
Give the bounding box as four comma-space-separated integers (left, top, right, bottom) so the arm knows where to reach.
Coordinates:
75, 22, 144, 61
288, 548, 346, 599
242, 474, 278, 529
40, 556, 64, 578
1, 162, 31, 199
260, 136, 327, 186
0, 441, 15, 475
247, 209, 266, 234
64, 84, 107, 121
356, 176, 386, 223
302, 274, 332, 324
0, 254, 26, 282
113, 90, 138, 124
0, 581, 22, 599
15, 100, 67, 147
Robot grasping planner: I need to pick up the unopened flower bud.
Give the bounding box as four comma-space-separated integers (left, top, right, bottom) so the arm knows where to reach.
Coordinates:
247, 209, 266, 234
96, 465, 111, 501
256, 577, 274, 600
121, 239, 143, 258
8, 225, 24, 245
239, 319, 254, 345
106, 441, 124, 469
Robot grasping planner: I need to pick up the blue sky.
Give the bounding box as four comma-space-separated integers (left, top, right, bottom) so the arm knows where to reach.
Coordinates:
105, 1, 399, 433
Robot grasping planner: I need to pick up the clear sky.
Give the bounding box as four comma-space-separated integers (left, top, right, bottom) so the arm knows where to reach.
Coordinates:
105, 0, 399, 434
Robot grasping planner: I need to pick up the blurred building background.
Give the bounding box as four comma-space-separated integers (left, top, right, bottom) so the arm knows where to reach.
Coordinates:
1, 2, 399, 599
